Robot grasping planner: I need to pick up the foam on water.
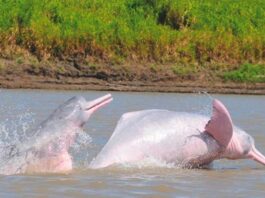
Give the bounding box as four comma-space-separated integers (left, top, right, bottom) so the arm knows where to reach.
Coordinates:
115, 157, 179, 169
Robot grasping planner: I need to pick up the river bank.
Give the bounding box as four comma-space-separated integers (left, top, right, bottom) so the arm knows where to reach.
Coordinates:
0, 58, 264, 95
0, 0, 264, 94
1, 75, 265, 95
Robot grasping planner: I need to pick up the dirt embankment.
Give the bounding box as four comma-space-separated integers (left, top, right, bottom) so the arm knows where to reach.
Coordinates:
0, 58, 265, 95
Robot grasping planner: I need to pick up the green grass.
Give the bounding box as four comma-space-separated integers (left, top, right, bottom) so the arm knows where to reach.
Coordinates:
224, 64, 265, 82
0, 0, 264, 69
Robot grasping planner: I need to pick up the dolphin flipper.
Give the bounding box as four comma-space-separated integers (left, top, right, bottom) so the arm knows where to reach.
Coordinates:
205, 99, 233, 147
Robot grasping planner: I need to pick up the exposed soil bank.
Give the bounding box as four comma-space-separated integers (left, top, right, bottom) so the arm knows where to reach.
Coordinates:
0, 58, 264, 95
2, 76, 265, 95
1, 73, 265, 95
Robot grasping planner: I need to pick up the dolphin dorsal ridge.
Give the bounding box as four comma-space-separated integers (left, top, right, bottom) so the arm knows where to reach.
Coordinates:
205, 99, 233, 147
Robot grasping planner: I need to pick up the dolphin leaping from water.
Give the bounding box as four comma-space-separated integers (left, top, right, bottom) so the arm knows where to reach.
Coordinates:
1, 94, 112, 175
90, 99, 265, 169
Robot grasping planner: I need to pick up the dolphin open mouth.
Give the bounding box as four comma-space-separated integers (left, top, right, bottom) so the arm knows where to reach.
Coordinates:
248, 146, 265, 166
86, 94, 113, 112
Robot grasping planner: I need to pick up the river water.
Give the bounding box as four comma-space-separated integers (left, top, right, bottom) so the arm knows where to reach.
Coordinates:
0, 89, 264, 197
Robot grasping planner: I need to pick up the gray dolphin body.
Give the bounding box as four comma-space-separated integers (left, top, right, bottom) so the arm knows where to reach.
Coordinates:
0, 94, 112, 175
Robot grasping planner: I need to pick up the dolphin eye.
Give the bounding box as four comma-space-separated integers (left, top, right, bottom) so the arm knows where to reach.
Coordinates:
243, 148, 249, 155
241, 136, 252, 155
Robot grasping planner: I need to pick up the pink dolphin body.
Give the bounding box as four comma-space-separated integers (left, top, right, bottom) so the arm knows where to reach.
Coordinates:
2, 94, 112, 175
90, 99, 265, 169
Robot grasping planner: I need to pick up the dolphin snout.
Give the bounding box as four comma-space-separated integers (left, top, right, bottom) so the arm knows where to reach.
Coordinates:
86, 94, 113, 112
248, 146, 265, 166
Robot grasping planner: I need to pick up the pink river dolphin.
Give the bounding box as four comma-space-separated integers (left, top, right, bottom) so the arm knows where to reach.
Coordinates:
1, 94, 112, 175
90, 99, 265, 169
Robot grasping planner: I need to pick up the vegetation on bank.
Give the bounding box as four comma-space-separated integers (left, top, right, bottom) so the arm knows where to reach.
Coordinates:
0, 0, 265, 82
224, 64, 265, 83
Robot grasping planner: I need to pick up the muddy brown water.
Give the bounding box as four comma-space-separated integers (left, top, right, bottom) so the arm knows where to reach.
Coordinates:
0, 89, 264, 197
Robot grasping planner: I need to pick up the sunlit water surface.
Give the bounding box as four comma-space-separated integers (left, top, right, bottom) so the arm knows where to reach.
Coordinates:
0, 89, 265, 197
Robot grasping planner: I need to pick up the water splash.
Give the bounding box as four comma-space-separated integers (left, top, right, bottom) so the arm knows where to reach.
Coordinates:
188, 91, 213, 116
0, 110, 93, 175
70, 130, 93, 168
0, 111, 35, 144
0, 110, 36, 174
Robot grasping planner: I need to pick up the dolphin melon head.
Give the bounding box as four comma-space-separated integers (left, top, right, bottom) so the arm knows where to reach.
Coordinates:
205, 99, 265, 166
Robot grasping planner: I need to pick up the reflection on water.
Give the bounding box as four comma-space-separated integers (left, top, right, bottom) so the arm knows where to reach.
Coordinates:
0, 89, 265, 197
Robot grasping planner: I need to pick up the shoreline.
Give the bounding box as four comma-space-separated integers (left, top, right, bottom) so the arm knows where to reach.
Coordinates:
1, 75, 265, 95
1, 57, 264, 95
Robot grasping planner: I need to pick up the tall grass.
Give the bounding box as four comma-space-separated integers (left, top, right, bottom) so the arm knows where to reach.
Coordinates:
0, 0, 264, 66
